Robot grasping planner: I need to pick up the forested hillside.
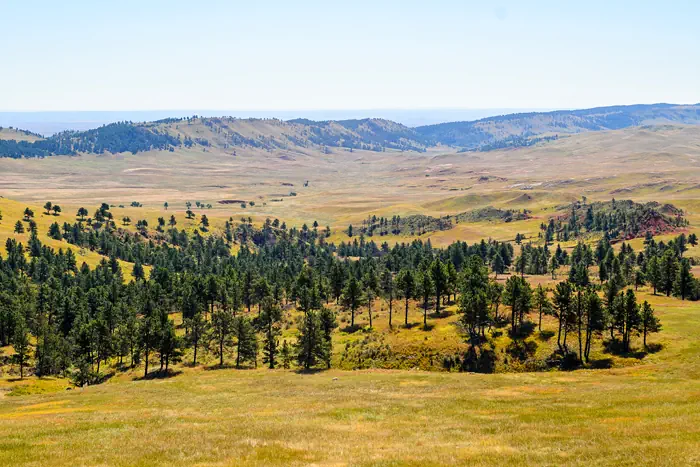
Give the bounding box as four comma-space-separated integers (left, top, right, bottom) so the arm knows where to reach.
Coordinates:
416, 103, 700, 149
0, 198, 697, 385
3, 104, 700, 157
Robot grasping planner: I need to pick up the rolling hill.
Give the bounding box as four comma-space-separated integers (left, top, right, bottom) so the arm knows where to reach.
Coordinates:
416, 103, 700, 149
2, 103, 700, 158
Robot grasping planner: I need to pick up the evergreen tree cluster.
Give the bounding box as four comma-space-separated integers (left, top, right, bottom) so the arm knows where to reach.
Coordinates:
0, 122, 181, 158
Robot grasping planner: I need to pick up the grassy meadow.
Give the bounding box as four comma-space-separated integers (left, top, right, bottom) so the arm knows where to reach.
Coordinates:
0, 289, 699, 466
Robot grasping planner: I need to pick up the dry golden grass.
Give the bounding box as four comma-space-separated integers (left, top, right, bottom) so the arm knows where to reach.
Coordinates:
0, 289, 698, 466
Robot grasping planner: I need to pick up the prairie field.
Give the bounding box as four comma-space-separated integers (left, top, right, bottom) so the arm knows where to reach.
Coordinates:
0, 290, 699, 466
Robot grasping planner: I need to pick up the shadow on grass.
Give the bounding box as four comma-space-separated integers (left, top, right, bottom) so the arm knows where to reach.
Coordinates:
340, 324, 363, 333
429, 309, 452, 319
603, 340, 649, 359
537, 330, 556, 341
293, 368, 328, 375
509, 321, 536, 340
134, 369, 183, 381
588, 358, 614, 369
422, 323, 435, 331
545, 349, 581, 371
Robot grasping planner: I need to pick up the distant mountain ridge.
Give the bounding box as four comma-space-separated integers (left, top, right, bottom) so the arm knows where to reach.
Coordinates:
1, 103, 699, 158
415, 103, 700, 148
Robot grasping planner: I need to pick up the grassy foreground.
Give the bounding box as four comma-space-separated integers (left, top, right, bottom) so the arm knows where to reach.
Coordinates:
1, 292, 699, 466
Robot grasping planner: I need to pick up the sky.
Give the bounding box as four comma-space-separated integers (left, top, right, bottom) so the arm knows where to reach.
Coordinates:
1, 0, 699, 112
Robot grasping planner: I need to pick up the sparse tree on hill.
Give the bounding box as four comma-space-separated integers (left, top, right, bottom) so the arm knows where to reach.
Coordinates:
260, 298, 282, 369
640, 301, 661, 350
674, 258, 693, 300
430, 259, 448, 316
233, 315, 257, 369
397, 268, 415, 326
211, 307, 234, 367
280, 340, 292, 369
295, 310, 326, 370
13, 317, 30, 379
503, 275, 532, 336
552, 280, 573, 351
492, 253, 505, 279
184, 312, 208, 366
362, 269, 379, 328
417, 270, 434, 328
534, 284, 551, 332
380, 268, 395, 328
341, 276, 363, 328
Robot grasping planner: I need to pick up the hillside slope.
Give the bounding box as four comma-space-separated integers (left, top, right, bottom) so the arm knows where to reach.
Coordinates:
0, 127, 43, 142
416, 103, 700, 149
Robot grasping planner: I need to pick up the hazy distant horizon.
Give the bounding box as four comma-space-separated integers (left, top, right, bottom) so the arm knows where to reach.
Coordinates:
0, 108, 556, 135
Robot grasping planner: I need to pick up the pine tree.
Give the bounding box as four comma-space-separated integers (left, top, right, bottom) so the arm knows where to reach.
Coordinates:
583, 289, 605, 363
362, 270, 379, 328
673, 258, 693, 300
552, 280, 573, 351
534, 285, 551, 332
13, 317, 31, 379
295, 310, 326, 370
621, 289, 641, 352
503, 275, 532, 336
234, 316, 257, 369
211, 307, 234, 367
341, 276, 363, 328
380, 268, 395, 328
418, 270, 434, 328
660, 249, 679, 297
492, 253, 505, 279
280, 340, 292, 369
429, 259, 448, 316
396, 269, 415, 326
318, 307, 337, 368
184, 312, 208, 366
640, 301, 661, 350
260, 298, 282, 369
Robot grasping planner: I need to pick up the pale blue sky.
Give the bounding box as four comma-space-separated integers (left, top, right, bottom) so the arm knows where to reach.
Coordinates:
1, 0, 699, 111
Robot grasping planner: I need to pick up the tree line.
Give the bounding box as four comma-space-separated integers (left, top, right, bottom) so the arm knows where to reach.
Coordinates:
0, 201, 695, 383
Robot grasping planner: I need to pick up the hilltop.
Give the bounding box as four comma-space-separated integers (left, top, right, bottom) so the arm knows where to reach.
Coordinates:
0, 127, 43, 142
416, 103, 700, 149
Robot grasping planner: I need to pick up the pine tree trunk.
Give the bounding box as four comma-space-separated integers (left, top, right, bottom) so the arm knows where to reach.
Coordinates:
368, 300, 373, 328
389, 298, 393, 328
578, 291, 583, 362
193, 338, 198, 366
